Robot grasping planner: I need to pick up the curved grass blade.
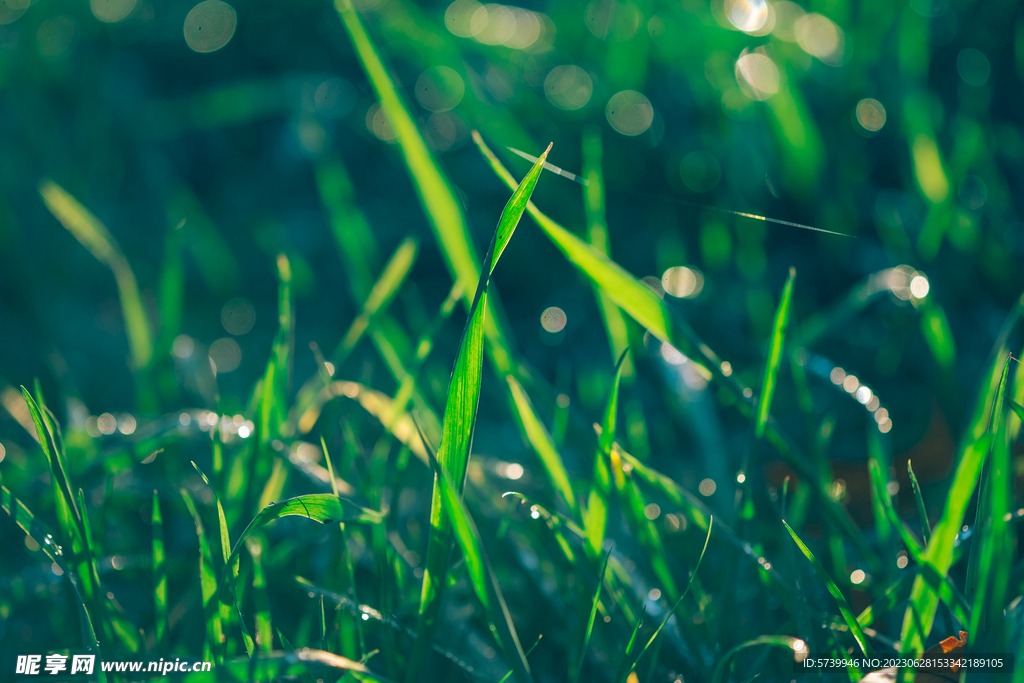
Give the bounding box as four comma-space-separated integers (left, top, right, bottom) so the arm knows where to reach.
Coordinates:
572, 549, 611, 683
152, 490, 168, 653
711, 635, 807, 683
506, 375, 576, 511
472, 132, 877, 568
38, 180, 153, 370
782, 520, 872, 656
407, 144, 551, 679
224, 495, 383, 575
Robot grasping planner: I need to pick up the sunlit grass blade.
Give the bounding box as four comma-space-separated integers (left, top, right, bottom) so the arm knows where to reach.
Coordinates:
584, 349, 627, 557
898, 331, 1016, 664
782, 520, 871, 656
152, 490, 168, 653
38, 179, 153, 372
506, 375, 576, 511
331, 236, 418, 363
246, 536, 273, 654
407, 144, 550, 679
572, 549, 611, 683
428, 450, 535, 683
224, 494, 383, 575
612, 606, 645, 683
180, 489, 225, 661
907, 460, 931, 545
472, 132, 876, 566
919, 301, 956, 370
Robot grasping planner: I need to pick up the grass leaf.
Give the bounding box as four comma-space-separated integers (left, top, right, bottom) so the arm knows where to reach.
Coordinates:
506, 375, 576, 510
152, 490, 168, 653
755, 268, 796, 439
782, 520, 872, 656
572, 549, 611, 683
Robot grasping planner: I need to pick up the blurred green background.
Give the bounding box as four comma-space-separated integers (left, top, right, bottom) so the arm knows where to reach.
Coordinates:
1, 0, 1023, 678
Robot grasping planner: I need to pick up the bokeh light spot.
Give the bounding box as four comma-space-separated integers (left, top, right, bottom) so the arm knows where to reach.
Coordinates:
794, 13, 844, 64
855, 98, 886, 132
415, 66, 465, 112
850, 569, 866, 584
184, 1, 236, 53
605, 90, 653, 136
315, 78, 356, 118
91, 0, 137, 23
724, 0, 767, 33
735, 51, 779, 100
221, 298, 256, 335
0, 0, 30, 25
957, 48, 990, 86
209, 337, 242, 373
540, 306, 567, 332
585, 0, 641, 41
662, 266, 704, 298
36, 15, 77, 59
698, 478, 717, 496
544, 65, 593, 110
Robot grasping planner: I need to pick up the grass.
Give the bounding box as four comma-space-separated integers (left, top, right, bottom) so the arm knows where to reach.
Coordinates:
2, 1, 1024, 682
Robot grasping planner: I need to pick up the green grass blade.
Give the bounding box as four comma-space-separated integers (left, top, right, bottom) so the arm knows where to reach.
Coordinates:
225, 494, 383, 575
711, 636, 806, 683
331, 236, 419, 362
506, 375, 576, 511
1, 485, 106, 681
180, 489, 225, 661
919, 301, 956, 370
572, 549, 611, 683
429, 452, 535, 683
612, 607, 646, 683
755, 268, 795, 439
21, 387, 83, 530
407, 143, 550, 679
247, 536, 274, 654
152, 490, 168, 653
906, 460, 931, 545
782, 520, 872, 656
584, 350, 628, 557
321, 437, 365, 656
180, 649, 390, 683
38, 179, 153, 370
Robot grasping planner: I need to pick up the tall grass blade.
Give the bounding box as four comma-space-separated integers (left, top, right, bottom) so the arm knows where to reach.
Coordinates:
710, 635, 806, 683
152, 490, 168, 653
906, 460, 931, 545
506, 376, 576, 510
755, 268, 795, 440
584, 349, 628, 557
572, 549, 611, 683
180, 489, 225, 661
38, 180, 153, 371
782, 520, 872, 656
407, 144, 550, 679
247, 536, 274, 654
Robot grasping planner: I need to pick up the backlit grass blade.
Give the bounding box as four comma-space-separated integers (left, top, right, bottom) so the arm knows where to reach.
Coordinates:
429, 451, 534, 683
152, 490, 168, 653
38, 180, 153, 371
224, 495, 384, 574
572, 549, 611, 683
782, 520, 871, 656
919, 301, 956, 370
181, 489, 225, 661
907, 460, 931, 545
247, 536, 274, 654
472, 133, 875, 565
331, 236, 419, 362
755, 268, 795, 439
506, 375, 576, 510
897, 333, 1016, 664
1, 485, 106, 681
407, 144, 550, 679
711, 636, 807, 683
612, 607, 646, 683
584, 350, 628, 557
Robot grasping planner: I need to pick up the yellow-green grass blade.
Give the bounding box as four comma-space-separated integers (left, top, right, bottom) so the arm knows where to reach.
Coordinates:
180, 649, 391, 683
866, 457, 969, 626
756, 268, 796, 440
408, 146, 550, 679
38, 180, 153, 370
331, 236, 419, 362
473, 132, 879, 568
782, 520, 872, 656
152, 490, 168, 653
897, 316, 1017, 663
906, 460, 931, 545
572, 549, 611, 683
180, 489, 225, 661
584, 350, 628, 557
919, 301, 956, 370
968, 358, 1013, 649
505, 375, 576, 511
1, 484, 107, 681
21, 387, 82, 531
430, 451, 534, 683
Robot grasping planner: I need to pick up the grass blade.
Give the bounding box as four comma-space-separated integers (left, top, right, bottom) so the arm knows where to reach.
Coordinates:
38, 179, 153, 371
572, 550, 611, 683
506, 375, 576, 511
584, 349, 628, 557
755, 268, 795, 440
712, 636, 806, 683
906, 460, 931, 545
782, 520, 872, 656
407, 144, 550, 678
152, 490, 168, 653
180, 489, 225, 661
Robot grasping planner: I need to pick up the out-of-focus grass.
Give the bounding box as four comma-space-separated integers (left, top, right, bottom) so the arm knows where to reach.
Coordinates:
2, 0, 1024, 681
